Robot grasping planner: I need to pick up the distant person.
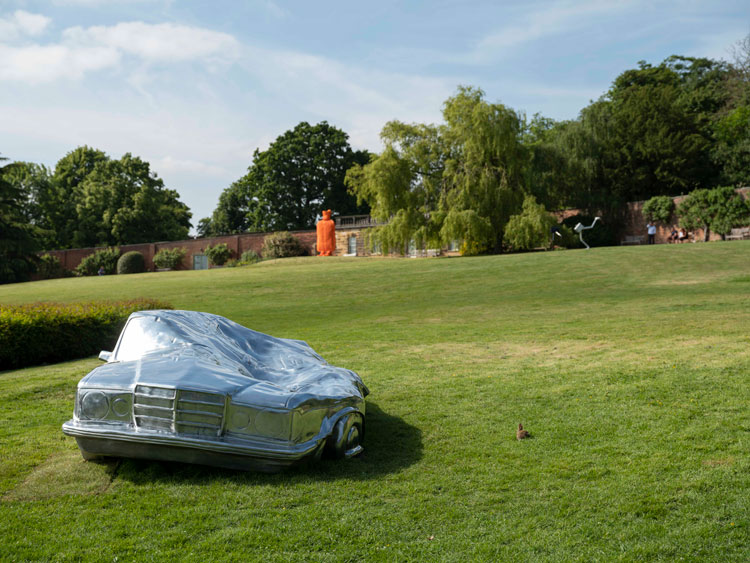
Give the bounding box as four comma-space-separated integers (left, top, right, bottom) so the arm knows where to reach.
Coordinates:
647, 222, 656, 245
550, 225, 562, 248
98, 266, 105, 276
669, 227, 679, 243
678, 228, 687, 243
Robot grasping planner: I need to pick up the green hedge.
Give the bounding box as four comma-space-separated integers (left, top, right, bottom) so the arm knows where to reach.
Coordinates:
75, 247, 120, 276
205, 243, 232, 266
153, 247, 186, 270
262, 231, 306, 259
117, 251, 146, 274
0, 298, 172, 372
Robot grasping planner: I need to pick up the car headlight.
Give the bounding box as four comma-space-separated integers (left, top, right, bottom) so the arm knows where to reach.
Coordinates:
77, 388, 131, 422
81, 391, 109, 419
228, 404, 291, 440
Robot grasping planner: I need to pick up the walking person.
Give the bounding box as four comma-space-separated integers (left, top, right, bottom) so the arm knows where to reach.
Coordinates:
647, 222, 656, 245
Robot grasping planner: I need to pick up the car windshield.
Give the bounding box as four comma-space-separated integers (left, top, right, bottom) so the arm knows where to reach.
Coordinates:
114, 316, 184, 362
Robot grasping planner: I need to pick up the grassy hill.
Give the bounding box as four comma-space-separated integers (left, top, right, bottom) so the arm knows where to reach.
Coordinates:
1, 242, 749, 561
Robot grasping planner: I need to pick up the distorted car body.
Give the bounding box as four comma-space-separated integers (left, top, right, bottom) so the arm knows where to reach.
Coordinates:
62, 310, 368, 472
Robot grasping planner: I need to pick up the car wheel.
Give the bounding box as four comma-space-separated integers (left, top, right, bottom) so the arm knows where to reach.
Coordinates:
326, 413, 364, 459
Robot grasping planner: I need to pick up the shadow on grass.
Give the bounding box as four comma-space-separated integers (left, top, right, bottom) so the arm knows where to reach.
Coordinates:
115, 401, 422, 486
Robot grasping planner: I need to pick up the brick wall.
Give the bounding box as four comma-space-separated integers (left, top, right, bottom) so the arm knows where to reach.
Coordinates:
556, 187, 750, 244
623, 187, 749, 244
45, 229, 319, 272
42, 188, 750, 271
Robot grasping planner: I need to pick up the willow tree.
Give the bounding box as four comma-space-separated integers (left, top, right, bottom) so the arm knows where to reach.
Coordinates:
440, 86, 526, 253
346, 86, 526, 254
345, 120, 447, 253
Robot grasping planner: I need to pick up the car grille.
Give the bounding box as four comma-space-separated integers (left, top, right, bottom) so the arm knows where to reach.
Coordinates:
133, 385, 226, 437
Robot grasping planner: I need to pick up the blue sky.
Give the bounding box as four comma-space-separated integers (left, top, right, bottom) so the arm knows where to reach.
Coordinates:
1, 0, 748, 228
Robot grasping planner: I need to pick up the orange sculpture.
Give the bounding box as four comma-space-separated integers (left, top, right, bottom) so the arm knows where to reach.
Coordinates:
316, 209, 336, 256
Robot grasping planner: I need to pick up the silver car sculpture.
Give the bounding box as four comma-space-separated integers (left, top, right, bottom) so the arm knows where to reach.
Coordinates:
62, 310, 368, 472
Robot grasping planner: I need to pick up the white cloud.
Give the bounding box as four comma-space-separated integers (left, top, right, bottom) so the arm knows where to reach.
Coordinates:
154, 156, 228, 177
52, 0, 166, 5
0, 10, 51, 39
0, 43, 120, 82
686, 28, 747, 62
62, 22, 239, 63
0, 20, 239, 83
263, 1, 289, 19
240, 46, 454, 149
467, 0, 638, 63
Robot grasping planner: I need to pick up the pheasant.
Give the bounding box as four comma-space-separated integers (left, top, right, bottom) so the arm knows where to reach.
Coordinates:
516, 423, 530, 440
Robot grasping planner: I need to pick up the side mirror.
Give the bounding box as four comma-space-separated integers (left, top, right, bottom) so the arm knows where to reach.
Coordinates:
99, 350, 112, 362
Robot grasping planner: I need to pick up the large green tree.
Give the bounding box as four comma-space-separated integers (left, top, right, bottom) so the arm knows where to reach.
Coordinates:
73, 153, 192, 247
345, 120, 447, 253
606, 75, 711, 200
50, 146, 109, 248
712, 37, 750, 186
0, 155, 41, 284
524, 55, 734, 238
440, 86, 527, 253
713, 105, 750, 185
346, 86, 527, 254
2, 147, 192, 250
0, 161, 56, 248
201, 122, 370, 236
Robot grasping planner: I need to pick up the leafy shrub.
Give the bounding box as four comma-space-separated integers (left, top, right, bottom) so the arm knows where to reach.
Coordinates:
75, 247, 120, 276
153, 247, 186, 270
504, 196, 557, 251
205, 243, 232, 266
226, 250, 261, 268
116, 251, 145, 275
0, 298, 171, 371
37, 254, 67, 279
459, 240, 489, 256
679, 187, 750, 240
240, 249, 261, 264
642, 196, 675, 224
262, 232, 306, 259
554, 224, 578, 249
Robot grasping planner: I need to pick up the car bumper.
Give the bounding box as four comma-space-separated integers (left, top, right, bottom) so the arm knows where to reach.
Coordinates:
62, 420, 325, 472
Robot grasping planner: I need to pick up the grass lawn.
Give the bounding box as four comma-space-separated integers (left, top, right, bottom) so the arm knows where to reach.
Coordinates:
1, 241, 749, 561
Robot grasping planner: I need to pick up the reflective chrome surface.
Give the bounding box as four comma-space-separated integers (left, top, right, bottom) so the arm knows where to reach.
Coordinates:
62, 310, 368, 472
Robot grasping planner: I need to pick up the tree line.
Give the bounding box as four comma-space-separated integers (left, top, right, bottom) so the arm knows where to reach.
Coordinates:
2, 38, 749, 283
344, 50, 750, 254
197, 121, 371, 237
202, 40, 750, 254
0, 147, 191, 283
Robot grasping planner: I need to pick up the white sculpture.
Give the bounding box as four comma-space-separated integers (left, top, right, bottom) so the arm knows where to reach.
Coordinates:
573, 217, 601, 249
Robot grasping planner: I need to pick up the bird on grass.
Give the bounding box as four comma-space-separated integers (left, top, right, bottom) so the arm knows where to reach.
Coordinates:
516, 423, 531, 440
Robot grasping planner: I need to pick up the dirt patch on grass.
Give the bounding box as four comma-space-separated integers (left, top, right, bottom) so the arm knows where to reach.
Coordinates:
403, 336, 748, 374
2, 450, 119, 502
650, 280, 706, 286
373, 315, 409, 324
702, 457, 735, 468
403, 340, 612, 367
